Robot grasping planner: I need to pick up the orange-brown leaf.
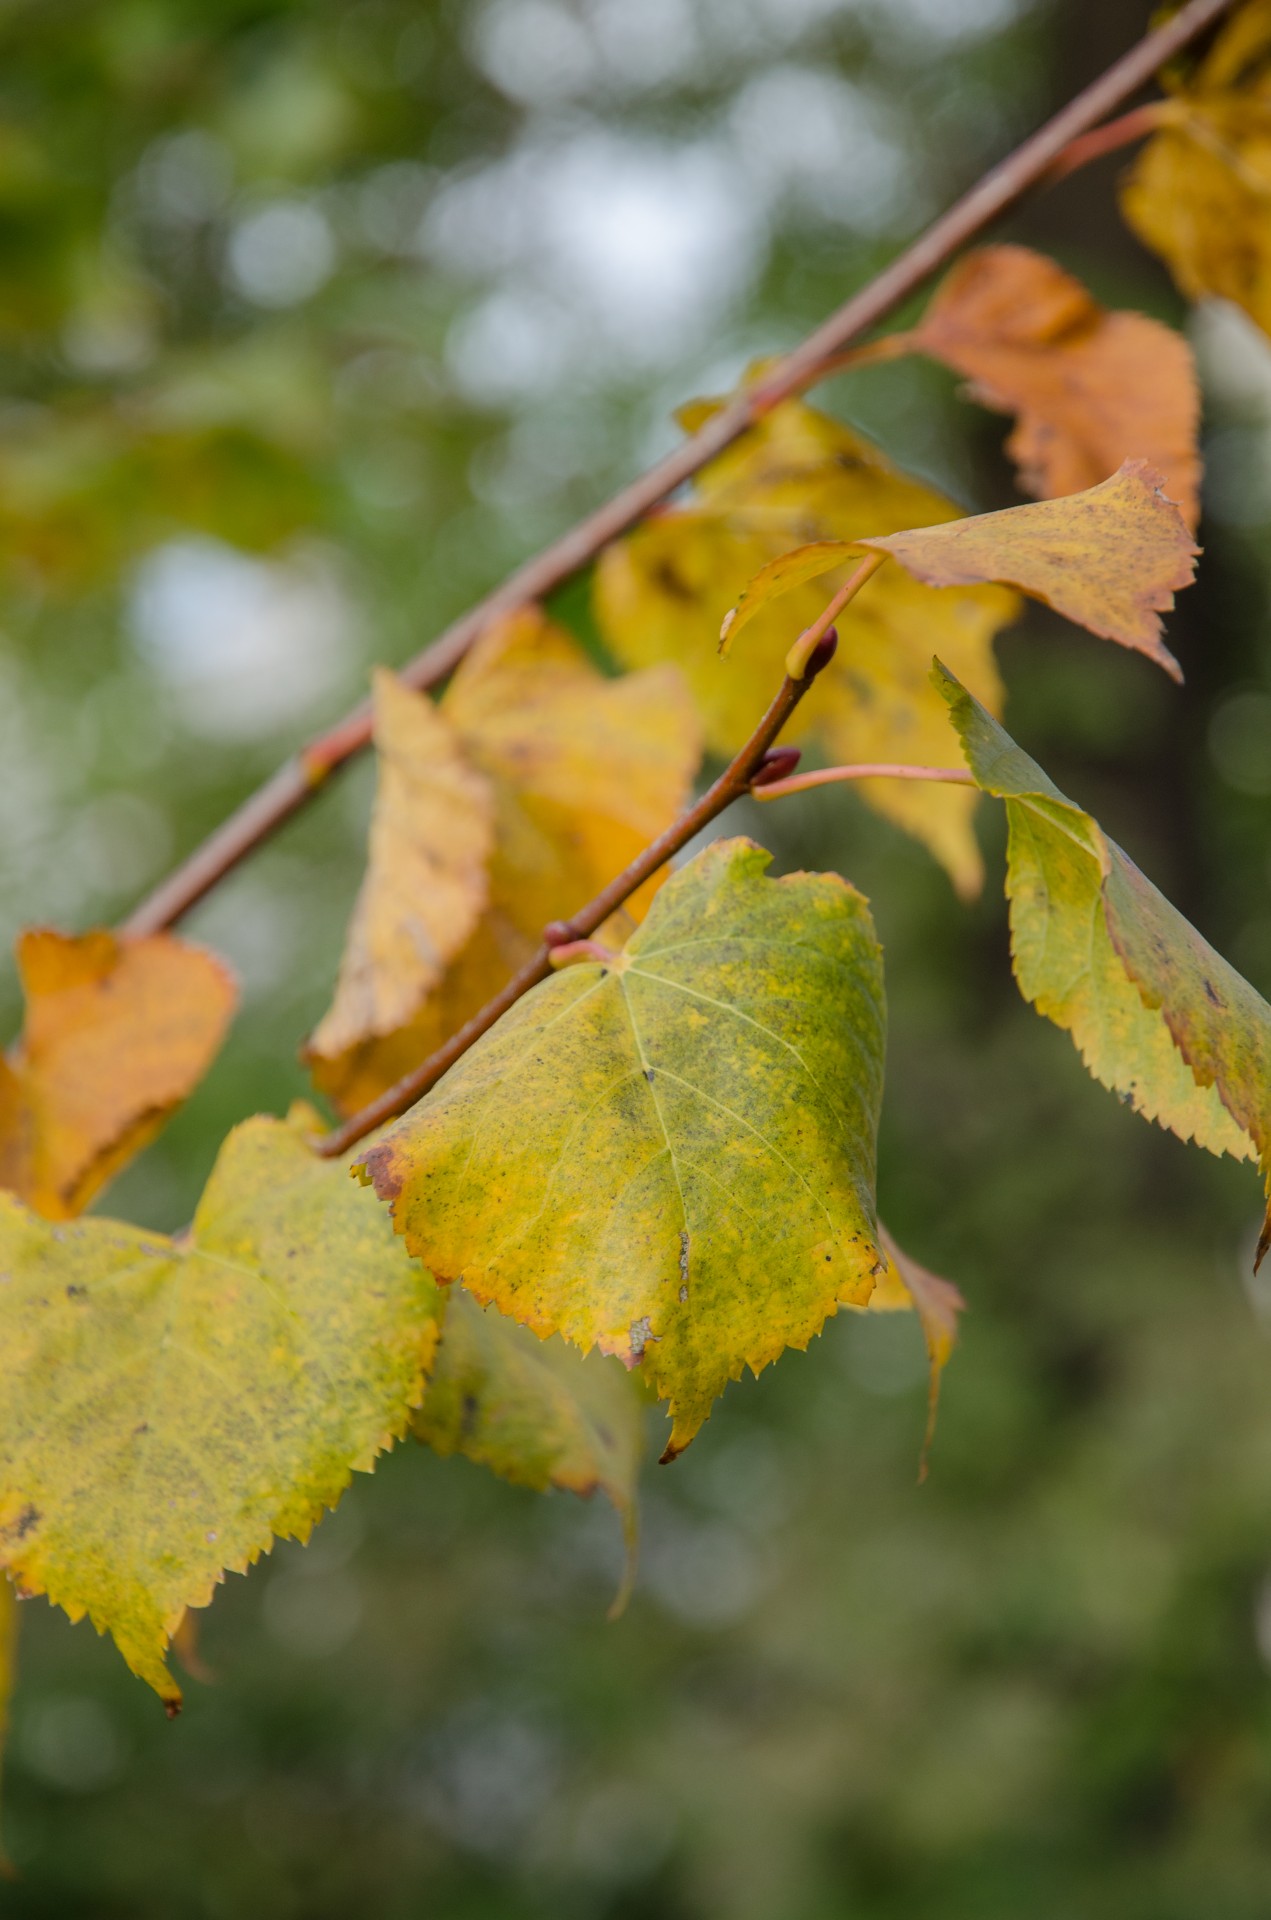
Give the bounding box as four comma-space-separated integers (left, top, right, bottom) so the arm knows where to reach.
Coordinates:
868, 1224, 965, 1478
912, 245, 1201, 527
0, 930, 237, 1220
860, 461, 1197, 680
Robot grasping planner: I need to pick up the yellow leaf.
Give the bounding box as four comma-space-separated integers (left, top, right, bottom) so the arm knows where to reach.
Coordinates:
415, 1289, 643, 1609
309, 608, 701, 1114
0, 1109, 443, 1706
0, 929, 237, 1221
1121, 2, 1271, 338
937, 664, 1271, 1264
911, 245, 1201, 527
593, 395, 1017, 894
306, 669, 495, 1069
358, 837, 887, 1460
861, 463, 1197, 681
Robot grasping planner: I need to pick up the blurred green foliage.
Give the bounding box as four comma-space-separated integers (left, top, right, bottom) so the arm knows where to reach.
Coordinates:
4, 0, 1271, 1914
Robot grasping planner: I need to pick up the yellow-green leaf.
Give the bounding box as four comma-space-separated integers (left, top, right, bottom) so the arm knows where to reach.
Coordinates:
0, 1109, 443, 1706
936, 664, 1270, 1262
0, 928, 237, 1221
359, 837, 887, 1460
305, 669, 495, 1073
415, 1289, 643, 1607
593, 395, 1017, 895
309, 608, 701, 1114
1121, 2, 1271, 339
861, 463, 1197, 681
910, 245, 1201, 526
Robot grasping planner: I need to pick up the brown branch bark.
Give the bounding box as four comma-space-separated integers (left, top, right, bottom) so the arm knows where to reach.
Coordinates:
316, 639, 838, 1158
121, 0, 1238, 941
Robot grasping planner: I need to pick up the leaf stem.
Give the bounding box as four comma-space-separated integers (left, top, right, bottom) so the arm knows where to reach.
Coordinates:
118, 0, 1240, 941
785, 554, 887, 679
751, 763, 976, 801
1045, 99, 1178, 182
315, 644, 837, 1159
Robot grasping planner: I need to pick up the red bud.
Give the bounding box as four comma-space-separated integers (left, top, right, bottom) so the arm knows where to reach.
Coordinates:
750, 747, 803, 789
803, 626, 839, 678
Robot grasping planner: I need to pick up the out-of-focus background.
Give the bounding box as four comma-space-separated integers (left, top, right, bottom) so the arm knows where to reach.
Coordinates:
4, 0, 1271, 1913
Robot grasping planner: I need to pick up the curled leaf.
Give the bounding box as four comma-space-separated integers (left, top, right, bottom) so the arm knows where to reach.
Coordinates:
1121, 2, 1271, 338
936, 664, 1271, 1264
309, 609, 701, 1114
359, 837, 887, 1460
416, 1289, 643, 1610
305, 669, 495, 1070
861, 463, 1197, 680
0, 1110, 443, 1705
595, 395, 1017, 894
865, 1224, 965, 1478
912, 245, 1201, 526
0, 929, 237, 1221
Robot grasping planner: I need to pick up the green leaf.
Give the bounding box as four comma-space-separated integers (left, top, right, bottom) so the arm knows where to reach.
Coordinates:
0, 1110, 443, 1706
359, 837, 888, 1459
936, 665, 1271, 1263
415, 1289, 644, 1610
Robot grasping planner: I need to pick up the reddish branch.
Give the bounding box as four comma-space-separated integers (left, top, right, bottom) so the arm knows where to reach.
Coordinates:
119, 0, 1238, 941
315, 635, 840, 1158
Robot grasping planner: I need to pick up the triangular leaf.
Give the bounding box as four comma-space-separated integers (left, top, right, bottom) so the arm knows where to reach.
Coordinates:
305, 668, 495, 1070
862, 463, 1197, 680
593, 395, 1018, 896
1121, 2, 1271, 339
359, 837, 887, 1459
936, 664, 1271, 1263
863, 1224, 965, 1476
911, 245, 1201, 526
309, 609, 701, 1113
0, 929, 237, 1220
415, 1289, 643, 1607
0, 1109, 443, 1705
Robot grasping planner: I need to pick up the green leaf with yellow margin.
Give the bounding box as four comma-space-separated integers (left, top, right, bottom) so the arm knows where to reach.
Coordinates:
1121, 0, 1271, 339
358, 836, 887, 1460
0, 1108, 443, 1707
935, 664, 1271, 1265
593, 395, 1017, 898
415, 1289, 644, 1610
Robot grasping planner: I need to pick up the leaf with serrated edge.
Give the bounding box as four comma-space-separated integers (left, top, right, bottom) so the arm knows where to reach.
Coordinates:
305, 669, 495, 1071
593, 395, 1017, 897
415, 1289, 643, 1608
0, 929, 236, 1221
911, 246, 1201, 526
310, 608, 701, 1114
936, 664, 1271, 1265
360, 837, 887, 1459
0, 1109, 442, 1706
1121, 1, 1271, 340
861, 463, 1197, 681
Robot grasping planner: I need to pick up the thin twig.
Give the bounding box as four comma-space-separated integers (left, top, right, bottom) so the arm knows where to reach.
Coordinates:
315, 635, 840, 1160
120, 0, 1239, 941
752, 763, 975, 801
